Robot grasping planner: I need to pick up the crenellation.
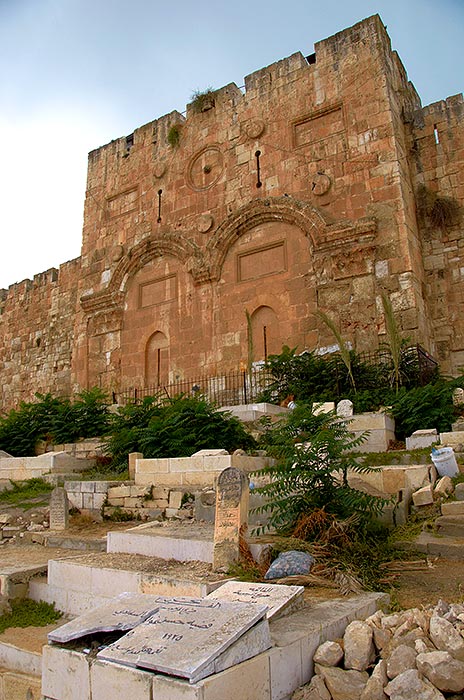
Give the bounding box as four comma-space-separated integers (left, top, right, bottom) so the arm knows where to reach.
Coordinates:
0, 15, 463, 408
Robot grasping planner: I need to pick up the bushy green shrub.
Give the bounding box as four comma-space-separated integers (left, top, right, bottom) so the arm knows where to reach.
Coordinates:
0, 388, 111, 456
253, 403, 388, 534
389, 380, 460, 440
105, 394, 256, 471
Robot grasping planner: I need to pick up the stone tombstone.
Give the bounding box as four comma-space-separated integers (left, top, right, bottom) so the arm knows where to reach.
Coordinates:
207, 580, 305, 620
48, 592, 162, 643
213, 467, 249, 572
97, 596, 269, 683
128, 451, 143, 480
336, 399, 354, 418
453, 387, 464, 407
49, 486, 69, 531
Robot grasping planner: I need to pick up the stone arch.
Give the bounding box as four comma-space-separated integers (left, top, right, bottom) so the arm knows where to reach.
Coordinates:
249, 305, 280, 361
206, 196, 327, 279
145, 330, 169, 386
80, 232, 206, 313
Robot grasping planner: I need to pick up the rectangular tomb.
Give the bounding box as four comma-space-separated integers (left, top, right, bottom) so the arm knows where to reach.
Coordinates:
207, 581, 304, 620
97, 595, 270, 683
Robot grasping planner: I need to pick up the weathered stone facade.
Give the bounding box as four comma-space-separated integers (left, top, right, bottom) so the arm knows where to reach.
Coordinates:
1, 15, 463, 408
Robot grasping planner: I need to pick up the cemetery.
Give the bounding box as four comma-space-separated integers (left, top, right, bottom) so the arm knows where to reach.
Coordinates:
0, 385, 462, 700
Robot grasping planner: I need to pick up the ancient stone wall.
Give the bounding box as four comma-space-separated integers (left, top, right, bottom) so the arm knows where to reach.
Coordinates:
0, 258, 80, 406
411, 94, 464, 371
0, 14, 462, 409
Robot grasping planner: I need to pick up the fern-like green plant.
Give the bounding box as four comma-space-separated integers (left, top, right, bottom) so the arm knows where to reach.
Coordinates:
317, 311, 356, 391
253, 402, 388, 535
380, 292, 404, 393
245, 309, 254, 376
104, 394, 255, 470
167, 123, 182, 148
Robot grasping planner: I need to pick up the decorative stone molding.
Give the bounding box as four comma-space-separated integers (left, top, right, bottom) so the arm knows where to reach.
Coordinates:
80, 233, 205, 312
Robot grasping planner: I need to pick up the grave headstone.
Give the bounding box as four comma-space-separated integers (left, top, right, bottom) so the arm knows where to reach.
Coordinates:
336, 399, 354, 418
453, 387, 464, 407
48, 592, 161, 643
128, 452, 143, 480
213, 467, 249, 572
97, 595, 269, 683
49, 486, 69, 531
207, 580, 305, 619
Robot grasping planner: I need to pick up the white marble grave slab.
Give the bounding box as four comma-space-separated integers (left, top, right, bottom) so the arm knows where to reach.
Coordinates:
206, 580, 304, 619
97, 595, 268, 683
48, 592, 161, 643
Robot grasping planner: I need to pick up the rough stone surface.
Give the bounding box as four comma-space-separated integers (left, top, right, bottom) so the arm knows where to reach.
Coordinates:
313, 640, 344, 667
336, 400, 354, 418
315, 666, 368, 700
293, 674, 331, 700
343, 620, 375, 671
360, 659, 388, 700
434, 476, 454, 496
386, 644, 417, 679
213, 467, 249, 572
384, 669, 445, 700
416, 651, 464, 693
429, 615, 464, 661
1, 16, 463, 411
412, 484, 434, 507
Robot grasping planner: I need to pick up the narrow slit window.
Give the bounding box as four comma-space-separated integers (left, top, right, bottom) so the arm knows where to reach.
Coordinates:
433, 125, 440, 144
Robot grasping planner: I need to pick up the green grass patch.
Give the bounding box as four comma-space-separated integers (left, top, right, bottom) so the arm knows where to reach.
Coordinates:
358, 447, 434, 467
0, 478, 53, 506
0, 599, 61, 634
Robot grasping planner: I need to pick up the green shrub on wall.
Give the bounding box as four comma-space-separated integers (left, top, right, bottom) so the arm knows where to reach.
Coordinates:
105, 394, 256, 471
0, 388, 111, 456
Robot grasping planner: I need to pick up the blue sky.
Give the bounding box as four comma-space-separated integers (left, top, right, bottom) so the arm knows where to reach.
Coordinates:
0, 0, 462, 288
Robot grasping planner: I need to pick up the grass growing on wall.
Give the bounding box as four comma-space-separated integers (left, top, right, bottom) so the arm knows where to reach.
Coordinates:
0, 599, 61, 633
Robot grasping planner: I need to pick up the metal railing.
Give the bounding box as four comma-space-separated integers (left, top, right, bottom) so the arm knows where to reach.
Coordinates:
113, 344, 438, 406
114, 368, 273, 407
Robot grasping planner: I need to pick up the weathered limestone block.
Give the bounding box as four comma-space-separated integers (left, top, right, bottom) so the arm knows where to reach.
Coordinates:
108, 485, 134, 499
292, 675, 331, 700
405, 429, 438, 450
412, 484, 434, 507
315, 665, 368, 700
343, 620, 375, 671
384, 669, 445, 699
434, 476, 454, 496
313, 640, 344, 667
373, 626, 392, 652
429, 615, 464, 660
337, 400, 353, 418
455, 482, 464, 501
386, 644, 417, 679
360, 659, 388, 700
169, 491, 183, 509
416, 650, 464, 693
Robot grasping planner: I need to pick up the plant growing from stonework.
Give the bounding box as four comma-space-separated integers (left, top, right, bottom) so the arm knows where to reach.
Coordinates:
190, 87, 215, 114
316, 311, 356, 391
167, 123, 182, 148
252, 402, 388, 535
380, 291, 404, 393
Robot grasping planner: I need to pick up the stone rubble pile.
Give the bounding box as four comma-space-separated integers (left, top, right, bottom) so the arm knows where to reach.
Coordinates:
104, 484, 195, 521
293, 599, 464, 699
0, 510, 49, 544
